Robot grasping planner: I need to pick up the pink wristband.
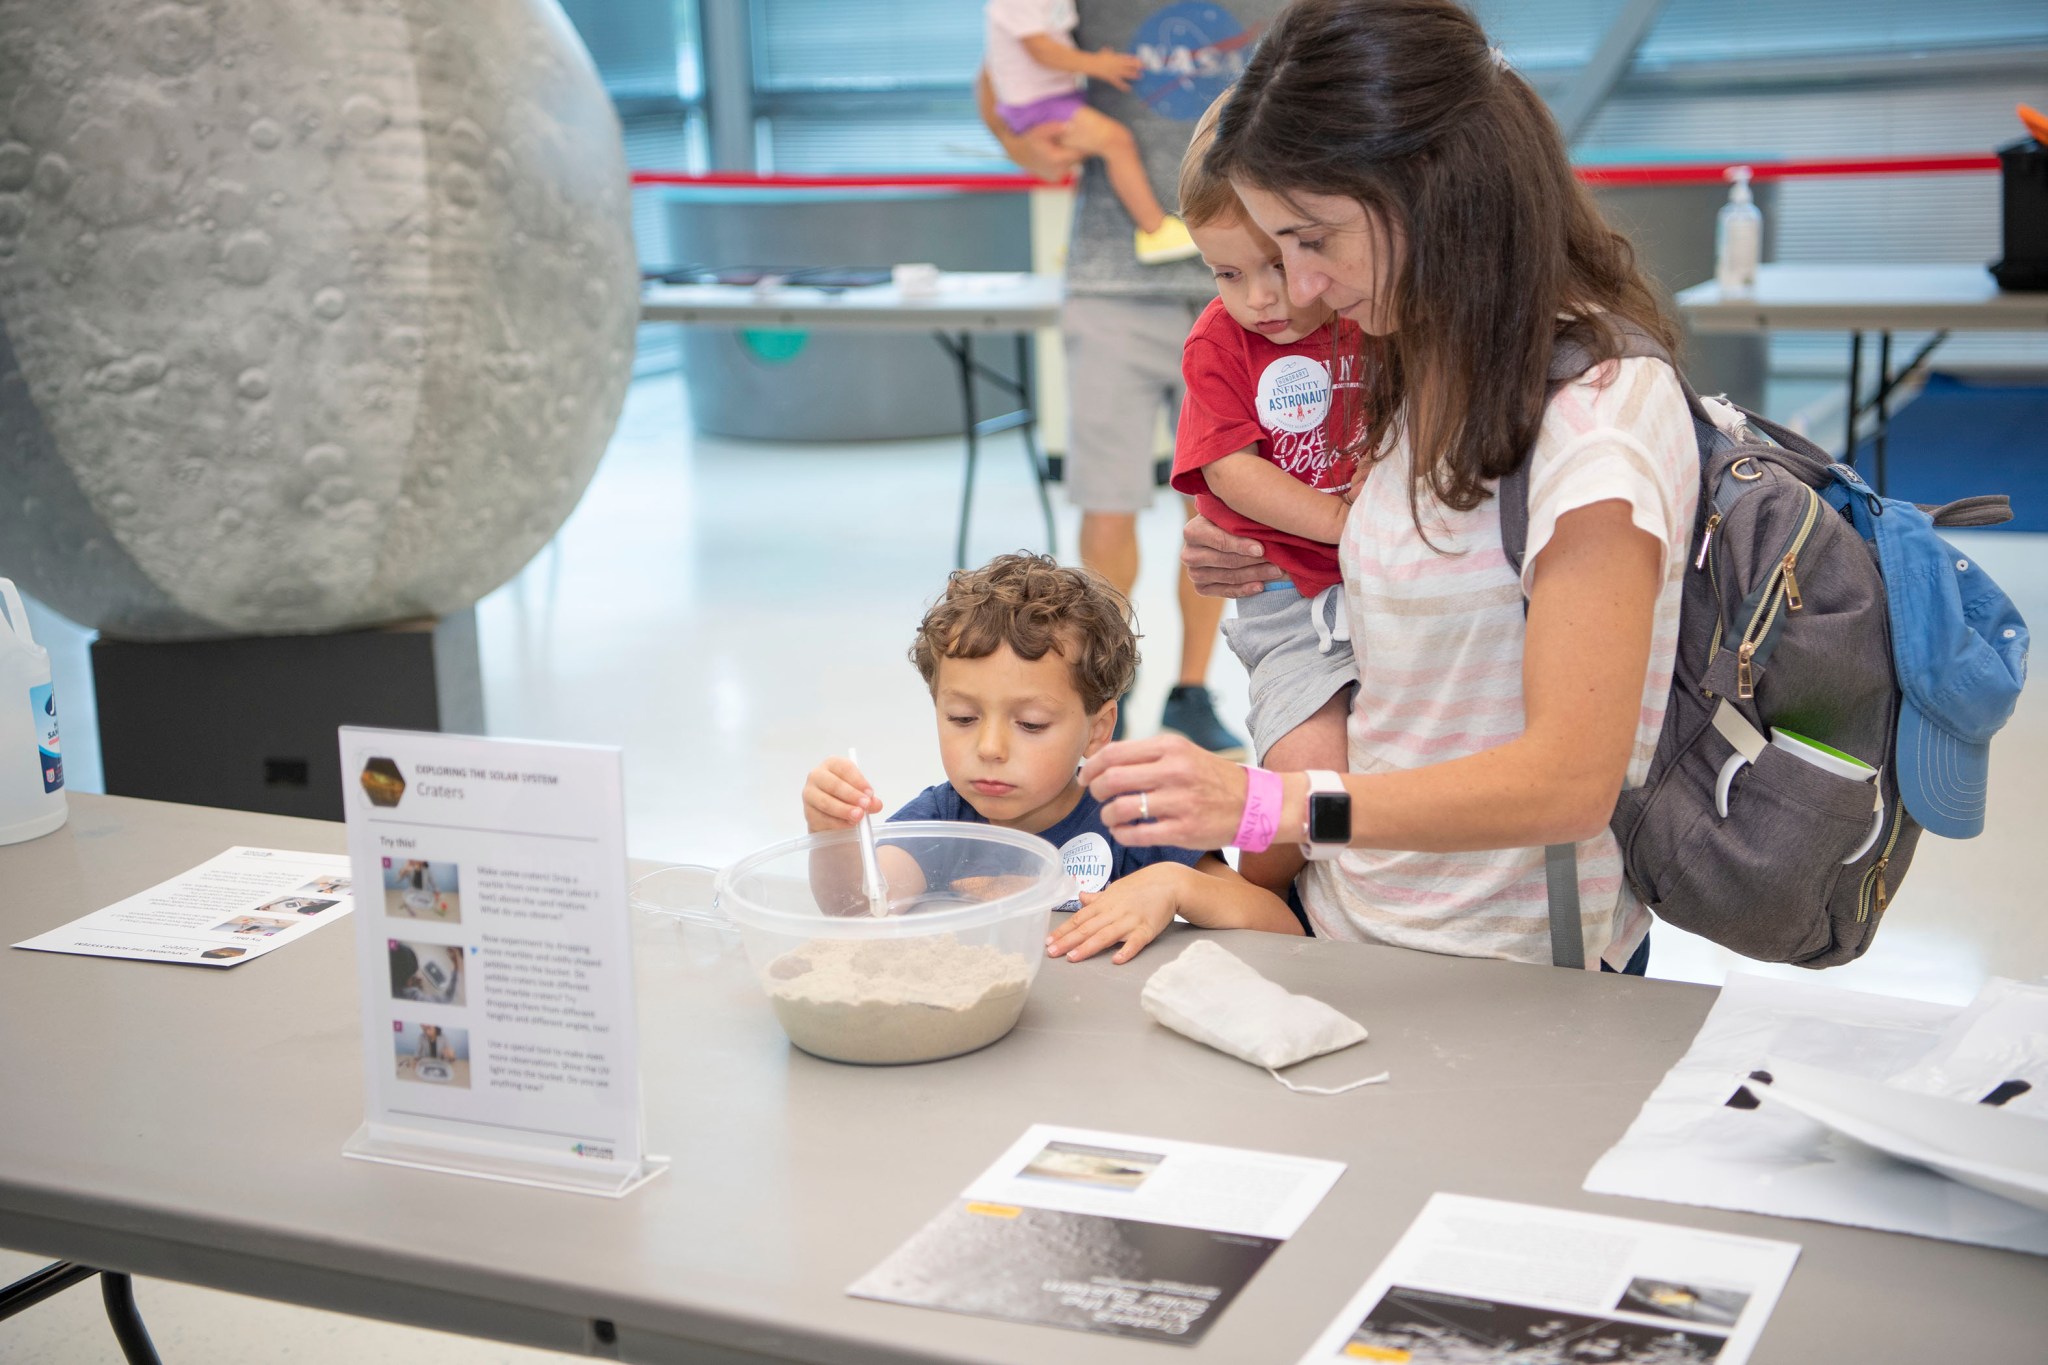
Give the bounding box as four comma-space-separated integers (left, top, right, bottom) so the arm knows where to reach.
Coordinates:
1234, 766, 1283, 853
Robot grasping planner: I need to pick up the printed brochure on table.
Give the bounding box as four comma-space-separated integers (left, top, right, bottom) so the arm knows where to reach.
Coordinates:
850, 1123, 1344, 1346
13, 845, 354, 967
1297, 1194, 1798, 1365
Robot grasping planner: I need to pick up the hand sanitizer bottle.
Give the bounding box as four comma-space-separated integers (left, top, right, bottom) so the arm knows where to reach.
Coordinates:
0, 578, 67, 846
1715, 165, 1762, 297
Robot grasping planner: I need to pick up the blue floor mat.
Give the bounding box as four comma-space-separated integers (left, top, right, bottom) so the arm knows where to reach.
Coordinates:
1848, 371, 2048, 530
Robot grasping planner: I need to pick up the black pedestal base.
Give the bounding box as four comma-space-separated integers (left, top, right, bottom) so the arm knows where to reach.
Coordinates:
93, 611, 484, 821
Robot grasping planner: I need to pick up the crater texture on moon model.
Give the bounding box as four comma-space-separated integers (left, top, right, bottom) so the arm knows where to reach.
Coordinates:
0, 0, 638, 637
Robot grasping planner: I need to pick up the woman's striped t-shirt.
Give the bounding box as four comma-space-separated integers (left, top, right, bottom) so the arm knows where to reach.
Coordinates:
1301, 356, 1701, 968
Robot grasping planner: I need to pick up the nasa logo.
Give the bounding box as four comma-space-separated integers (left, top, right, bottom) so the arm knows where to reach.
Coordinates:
1131, 4, 1260, 123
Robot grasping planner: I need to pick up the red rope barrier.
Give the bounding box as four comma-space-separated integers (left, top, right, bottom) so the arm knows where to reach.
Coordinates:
629, 170, 1063, 192
631, 153, 1998, 195
1576, 153, 2000, 187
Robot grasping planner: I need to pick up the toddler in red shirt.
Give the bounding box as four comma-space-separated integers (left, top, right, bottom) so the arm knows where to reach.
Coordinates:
1169, 93, 1359, 897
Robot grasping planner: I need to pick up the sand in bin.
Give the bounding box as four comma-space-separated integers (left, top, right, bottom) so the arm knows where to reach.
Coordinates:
765, 935, 1033, 1064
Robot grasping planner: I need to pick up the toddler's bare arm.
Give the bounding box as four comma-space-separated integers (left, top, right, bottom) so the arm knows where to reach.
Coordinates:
1202, 450, 1350, 545
1019, 34, 1142, 88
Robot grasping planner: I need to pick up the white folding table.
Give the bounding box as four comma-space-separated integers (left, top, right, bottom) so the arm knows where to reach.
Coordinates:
1677, 263, 2048, 492
641, 273, 1065, 567
5, 794, 2046, 1363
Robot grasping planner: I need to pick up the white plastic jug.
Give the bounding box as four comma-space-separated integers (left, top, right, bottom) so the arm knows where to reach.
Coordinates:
0, 578, 68, 845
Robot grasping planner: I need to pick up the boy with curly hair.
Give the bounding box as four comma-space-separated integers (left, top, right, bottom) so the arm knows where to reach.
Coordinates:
803, 552, 1299, 964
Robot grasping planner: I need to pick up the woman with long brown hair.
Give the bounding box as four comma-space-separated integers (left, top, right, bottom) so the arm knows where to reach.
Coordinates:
1081, 0, 1705, 972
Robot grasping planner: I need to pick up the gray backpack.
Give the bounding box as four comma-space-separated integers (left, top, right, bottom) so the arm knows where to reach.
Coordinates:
1499, 327, 2009, 968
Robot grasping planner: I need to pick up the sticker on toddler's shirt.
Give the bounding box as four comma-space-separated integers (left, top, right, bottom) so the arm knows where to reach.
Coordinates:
1058, 832, 1113, 908
1256, 354, 1331, 435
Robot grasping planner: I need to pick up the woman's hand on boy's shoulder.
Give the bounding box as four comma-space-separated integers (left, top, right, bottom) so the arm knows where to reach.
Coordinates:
1081, 735, 1248, 851
802, 757, 882, 833
1044, 863, 1191, 965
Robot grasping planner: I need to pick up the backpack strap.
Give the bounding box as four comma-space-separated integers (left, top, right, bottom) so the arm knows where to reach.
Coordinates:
1544, 844, 1585, 970
1499, 321, 1676, 968
1922, 494, 2014, 529
1498, 322, 1678, 577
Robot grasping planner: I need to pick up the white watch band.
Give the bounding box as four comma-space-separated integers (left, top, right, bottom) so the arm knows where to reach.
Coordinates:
1301, 769, 1347, 861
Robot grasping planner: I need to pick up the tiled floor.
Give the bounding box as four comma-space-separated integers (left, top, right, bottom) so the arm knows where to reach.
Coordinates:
8, 369, 2044, 1361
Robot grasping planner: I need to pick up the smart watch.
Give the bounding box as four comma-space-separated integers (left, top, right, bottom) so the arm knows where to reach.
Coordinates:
1301, 769, 1351, 860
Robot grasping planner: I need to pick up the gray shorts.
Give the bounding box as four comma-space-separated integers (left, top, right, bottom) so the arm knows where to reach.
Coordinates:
1221, 583, 1359, 762
1062, 294, 1204, 513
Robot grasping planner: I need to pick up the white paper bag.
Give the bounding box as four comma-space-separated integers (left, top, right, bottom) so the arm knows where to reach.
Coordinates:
1141, 940, 1386, 1093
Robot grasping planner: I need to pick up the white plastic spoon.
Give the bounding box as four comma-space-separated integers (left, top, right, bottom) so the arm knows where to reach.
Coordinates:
848, 746, 889, 917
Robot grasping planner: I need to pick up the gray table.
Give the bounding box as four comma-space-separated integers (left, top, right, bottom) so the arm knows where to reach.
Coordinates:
3, 794, 2043, 1362
1676, 263, 2048, 494
641, 273, 1064, 568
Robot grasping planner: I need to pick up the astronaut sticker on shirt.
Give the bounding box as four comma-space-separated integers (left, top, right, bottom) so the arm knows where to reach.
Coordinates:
1256, 354, 1334, 478
1058, 831, 1114, 908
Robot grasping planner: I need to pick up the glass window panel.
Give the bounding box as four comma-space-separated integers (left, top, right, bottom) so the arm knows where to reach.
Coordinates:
752, 0, 981, 92
559, 0, 704, 103
1466, 0, 1631, 72
1640, 0, 2048, 66
758, 108, 1003, 174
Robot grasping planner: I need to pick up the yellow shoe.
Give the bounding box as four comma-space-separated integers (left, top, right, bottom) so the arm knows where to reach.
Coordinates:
1135, 215, 1200, 265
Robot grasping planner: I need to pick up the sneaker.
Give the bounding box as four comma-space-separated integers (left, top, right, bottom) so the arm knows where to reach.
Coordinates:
1159, 685, 1246, 759
1135, 215, 1200, 265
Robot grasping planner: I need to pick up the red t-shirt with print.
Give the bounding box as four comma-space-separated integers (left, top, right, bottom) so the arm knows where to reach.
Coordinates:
1171, 298, 1353, 596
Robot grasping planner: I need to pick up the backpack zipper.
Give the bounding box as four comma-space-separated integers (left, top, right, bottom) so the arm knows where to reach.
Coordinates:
1704, 526, 1726, 682
1735, 486, 1821, 699
1694, 512, 1722, 570
1857, 815, 1903, 922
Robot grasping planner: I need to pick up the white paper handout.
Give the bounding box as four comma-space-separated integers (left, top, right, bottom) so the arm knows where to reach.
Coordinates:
850, 1123, 1344, 1346
1585, 972, 2048, 1255
1753, 1056, 2048, 1214
14, 845, 355, 967
1297, 1194, 1799, 1365
1886, 977, 2048, 1119
338, 727, 664, 1198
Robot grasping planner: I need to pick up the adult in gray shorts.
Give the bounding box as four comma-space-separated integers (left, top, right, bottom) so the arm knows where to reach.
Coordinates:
975, 0, 1278, 755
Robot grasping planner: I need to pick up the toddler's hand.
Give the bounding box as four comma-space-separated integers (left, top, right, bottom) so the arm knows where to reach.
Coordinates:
1045, 871, 1178, 965
802, 757, 881, 833
1338, 459, 1365, 504
1089, 48, 1143, 90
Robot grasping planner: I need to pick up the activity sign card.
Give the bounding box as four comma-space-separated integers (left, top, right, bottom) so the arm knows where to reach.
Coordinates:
850, 1124, 1344, 1346
338, 727, 664, 1197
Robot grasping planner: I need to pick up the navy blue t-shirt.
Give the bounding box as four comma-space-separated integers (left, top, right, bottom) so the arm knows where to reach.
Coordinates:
890, 782, 1207, 910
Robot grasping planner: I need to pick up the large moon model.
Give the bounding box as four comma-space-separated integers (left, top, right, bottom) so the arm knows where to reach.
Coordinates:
0, 0, 638, 639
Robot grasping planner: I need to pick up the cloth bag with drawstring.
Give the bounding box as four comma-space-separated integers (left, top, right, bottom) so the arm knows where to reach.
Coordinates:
1139, 940, 1387, 1094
